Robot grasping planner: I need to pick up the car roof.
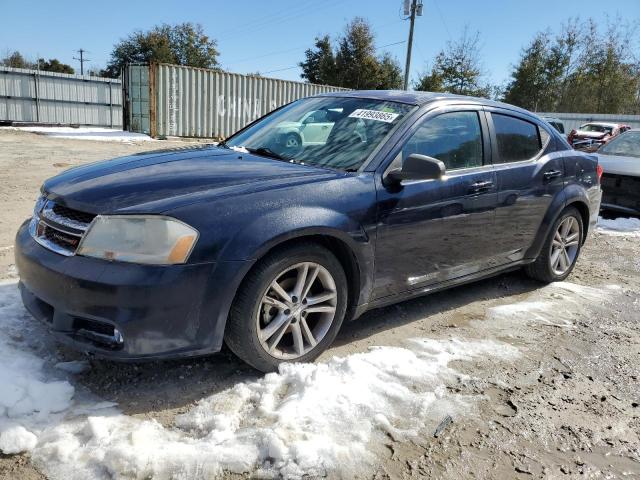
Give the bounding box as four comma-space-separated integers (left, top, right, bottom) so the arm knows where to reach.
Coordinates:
579, 122, 620, 128
315, 89, 535, 116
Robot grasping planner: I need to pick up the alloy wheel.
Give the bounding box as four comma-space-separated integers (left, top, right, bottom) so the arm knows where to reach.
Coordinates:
549, 216, 580, 276
256, 262, 337, 360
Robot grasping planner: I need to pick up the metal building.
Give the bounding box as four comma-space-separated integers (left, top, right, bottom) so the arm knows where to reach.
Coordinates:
0, 66, 122, 127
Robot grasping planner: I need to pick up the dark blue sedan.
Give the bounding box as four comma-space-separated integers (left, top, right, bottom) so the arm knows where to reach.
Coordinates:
15, 91, 602, 372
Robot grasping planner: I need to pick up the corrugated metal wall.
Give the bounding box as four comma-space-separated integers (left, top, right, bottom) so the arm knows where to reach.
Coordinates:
132, 63, 348, 138
537, 112, 640, 132
0, 66, 122, 127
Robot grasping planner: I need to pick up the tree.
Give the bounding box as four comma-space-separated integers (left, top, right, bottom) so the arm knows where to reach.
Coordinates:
38, 58, 74, 74
104, 22, 219, 77
1, 51, 31, 69
375, 52, 403, 89
299, 17, 404, 89
300, 35, 337, 85
503, 17, 640, 114
414, 28, 491, 97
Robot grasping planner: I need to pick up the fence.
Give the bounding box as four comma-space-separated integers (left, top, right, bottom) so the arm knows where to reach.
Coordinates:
126, 63, 349, 139
0, 66, 122, 128
536, 112, 640, 132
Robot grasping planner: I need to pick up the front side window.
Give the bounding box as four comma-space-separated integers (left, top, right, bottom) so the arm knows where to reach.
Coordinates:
492, 113, 542, 163
402, 111, 484, 170
225, 97, 415, 171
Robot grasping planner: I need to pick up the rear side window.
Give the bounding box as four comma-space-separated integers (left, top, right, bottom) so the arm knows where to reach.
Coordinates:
492, 113, 542, 163
403, 111, 484, 170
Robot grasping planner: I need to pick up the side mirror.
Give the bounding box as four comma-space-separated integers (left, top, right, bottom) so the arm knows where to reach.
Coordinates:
386, 154, 446, 184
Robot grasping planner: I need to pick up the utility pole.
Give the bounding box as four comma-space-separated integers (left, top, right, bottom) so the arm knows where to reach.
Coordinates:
73, 48, 90, 75
403, 0, 422, 90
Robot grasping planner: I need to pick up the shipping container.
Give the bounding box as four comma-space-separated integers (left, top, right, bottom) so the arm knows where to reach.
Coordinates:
127, 63, 349, 139
0, 66, 122, 127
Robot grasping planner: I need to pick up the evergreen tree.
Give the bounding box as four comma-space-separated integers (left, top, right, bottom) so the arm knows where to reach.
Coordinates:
104, 23, 219, 78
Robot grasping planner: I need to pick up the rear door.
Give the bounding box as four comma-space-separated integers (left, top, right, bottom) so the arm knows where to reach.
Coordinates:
373, 106, 500, 299
486, 109, 564, 264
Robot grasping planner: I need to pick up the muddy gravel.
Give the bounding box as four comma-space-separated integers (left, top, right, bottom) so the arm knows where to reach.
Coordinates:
0, 129, 638, 479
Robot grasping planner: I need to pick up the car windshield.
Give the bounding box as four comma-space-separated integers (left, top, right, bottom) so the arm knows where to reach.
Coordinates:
598, 131, 640, 158
580, 124, 612, 134
224, 97, 415, 171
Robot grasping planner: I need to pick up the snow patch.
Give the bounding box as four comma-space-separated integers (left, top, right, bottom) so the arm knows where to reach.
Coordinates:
0, 425, 38, 454
597, 216, 640, 236
0, 279, 519, 478
32, 338, 518, 479
1, 126, 153, 142
480, 282, 613, 332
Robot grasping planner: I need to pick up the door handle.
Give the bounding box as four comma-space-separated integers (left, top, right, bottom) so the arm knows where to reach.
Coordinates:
543, 170, 562, 181
468, 180, 493, 193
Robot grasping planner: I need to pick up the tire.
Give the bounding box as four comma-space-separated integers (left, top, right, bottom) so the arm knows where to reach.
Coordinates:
524, 207, 583, 283
225, 242, 348, 372
284, 133, 301, 148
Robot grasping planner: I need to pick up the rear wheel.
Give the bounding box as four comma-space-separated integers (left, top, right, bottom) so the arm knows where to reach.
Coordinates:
225, 242, 347, 372
524, 207, 583, 283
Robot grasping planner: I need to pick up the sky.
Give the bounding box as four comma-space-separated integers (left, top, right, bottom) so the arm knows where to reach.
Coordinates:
1, 0, 639, 87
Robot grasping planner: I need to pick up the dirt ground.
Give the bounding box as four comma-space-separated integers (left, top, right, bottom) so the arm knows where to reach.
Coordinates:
0, 129, 638, 479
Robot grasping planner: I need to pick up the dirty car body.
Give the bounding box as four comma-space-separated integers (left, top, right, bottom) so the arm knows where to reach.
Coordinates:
597, 129, 640, 215
15, 91, 602, 366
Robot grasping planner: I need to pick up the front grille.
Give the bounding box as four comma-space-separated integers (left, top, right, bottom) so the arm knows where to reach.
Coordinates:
73, 318, 115, 337
30, 197, 95, 256
52, 203, 96, 225
40, 223, 81, 251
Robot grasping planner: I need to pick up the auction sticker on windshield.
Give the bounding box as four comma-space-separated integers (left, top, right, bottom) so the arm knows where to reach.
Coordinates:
348, 109, 399, 123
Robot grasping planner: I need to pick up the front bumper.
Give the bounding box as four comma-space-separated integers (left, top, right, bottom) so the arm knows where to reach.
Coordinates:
15, 220, 250, 361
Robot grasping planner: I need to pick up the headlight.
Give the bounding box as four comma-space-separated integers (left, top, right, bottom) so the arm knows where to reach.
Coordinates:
77, 215, 199, 265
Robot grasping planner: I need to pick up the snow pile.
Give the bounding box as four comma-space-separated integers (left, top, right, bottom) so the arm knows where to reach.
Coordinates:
0, 281, 76, 454
597, 216, 640, 236
1, 126, 153, 142
0, 279, 519, 478
33, 338, 518, 479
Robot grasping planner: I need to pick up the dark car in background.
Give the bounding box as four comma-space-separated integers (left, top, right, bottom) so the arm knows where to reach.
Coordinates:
597, 129, 640, 216
15, 91, 602, 372
541, 116, 566, 136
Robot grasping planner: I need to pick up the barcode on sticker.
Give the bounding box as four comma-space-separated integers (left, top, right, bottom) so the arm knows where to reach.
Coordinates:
348, 109, 399, 123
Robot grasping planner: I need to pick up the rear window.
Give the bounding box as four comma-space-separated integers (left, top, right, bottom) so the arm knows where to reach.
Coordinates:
492, 114, 542, 163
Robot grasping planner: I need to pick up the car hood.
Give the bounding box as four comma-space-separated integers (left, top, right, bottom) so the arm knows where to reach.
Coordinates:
43, 146, 341, 213
597, 153, 640, 177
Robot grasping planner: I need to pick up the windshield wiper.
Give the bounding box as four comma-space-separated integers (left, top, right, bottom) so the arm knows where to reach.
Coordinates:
246, 146, 286, 161
217, 141, 230, 149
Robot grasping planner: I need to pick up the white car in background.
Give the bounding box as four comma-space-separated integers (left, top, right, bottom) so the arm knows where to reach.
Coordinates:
275, 109, 336, 147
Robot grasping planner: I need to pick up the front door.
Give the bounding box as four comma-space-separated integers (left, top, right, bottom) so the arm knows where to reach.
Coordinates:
373, 108, 500, 300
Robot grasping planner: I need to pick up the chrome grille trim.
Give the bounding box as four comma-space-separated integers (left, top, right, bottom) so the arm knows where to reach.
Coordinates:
30, 197, 94, 256
41, 200, 91, 232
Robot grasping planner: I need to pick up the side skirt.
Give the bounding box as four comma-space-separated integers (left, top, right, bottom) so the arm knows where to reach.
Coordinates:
351, 259, 533, 320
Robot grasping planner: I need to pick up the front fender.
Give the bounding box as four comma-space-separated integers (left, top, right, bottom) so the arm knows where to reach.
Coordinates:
219, 206, 375, 311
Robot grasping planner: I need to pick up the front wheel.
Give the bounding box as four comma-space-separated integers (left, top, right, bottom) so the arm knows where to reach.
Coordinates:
225, 242, 348, 372
524, 207, 583, 283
